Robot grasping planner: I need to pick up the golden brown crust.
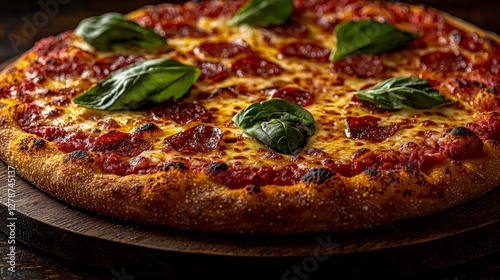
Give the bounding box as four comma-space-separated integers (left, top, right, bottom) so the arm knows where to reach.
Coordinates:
1, 0, 500, 235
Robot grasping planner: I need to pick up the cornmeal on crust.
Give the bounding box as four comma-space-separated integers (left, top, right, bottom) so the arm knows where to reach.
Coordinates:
0, 0, 499, 234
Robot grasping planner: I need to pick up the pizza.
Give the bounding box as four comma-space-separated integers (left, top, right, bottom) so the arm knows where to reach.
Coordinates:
0, 0, 499, 235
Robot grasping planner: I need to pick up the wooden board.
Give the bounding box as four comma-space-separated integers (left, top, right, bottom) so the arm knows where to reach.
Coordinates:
1, 160, 499, 279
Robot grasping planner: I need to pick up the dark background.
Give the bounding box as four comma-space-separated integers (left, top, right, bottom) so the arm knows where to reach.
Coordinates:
0, 0, 499, 279
0, 0, 499, 62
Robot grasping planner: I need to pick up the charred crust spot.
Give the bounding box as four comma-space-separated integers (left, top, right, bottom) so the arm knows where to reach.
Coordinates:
301, 168, 335, 184
134, 122, 160, 136
450, 126, 477, 137
205, 162, 228, 174
245, 184, 261, 194
364, 169, 380, 177
402, 189, 414, 198
444, 166, 453, 175
63, 150, 94, 164
486, 86, 500, 95
33, 139, 45, 147
451, 33, 463, 44
452, 160, 464, 169
486, 139, 500, 148
352, 148, 371, 159
160, 162, 188, 171
20, 138, 46, 152
402, 165, 416, 174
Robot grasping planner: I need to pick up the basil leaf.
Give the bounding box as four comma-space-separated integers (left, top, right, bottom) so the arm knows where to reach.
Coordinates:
232, 98, 315, 155
74, 12, 166, 51
228, 0, 293, 27
330, 20, 420, 62
356, 76, 455, 110
73, 58, 200, 111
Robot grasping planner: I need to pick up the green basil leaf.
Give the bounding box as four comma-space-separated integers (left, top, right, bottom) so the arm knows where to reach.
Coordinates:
227, 0, 293, 27
73, 58, 200, 111
232, 98, 315, 155
356, 76, 455, 110
74, 12, 166, 51
330, 20, 420, 62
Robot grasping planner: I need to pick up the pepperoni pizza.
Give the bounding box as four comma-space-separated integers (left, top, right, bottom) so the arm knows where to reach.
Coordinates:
0, 0, 499, 234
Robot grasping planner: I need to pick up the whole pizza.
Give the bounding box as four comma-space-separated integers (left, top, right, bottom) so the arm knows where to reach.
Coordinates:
0, 0, 499, 234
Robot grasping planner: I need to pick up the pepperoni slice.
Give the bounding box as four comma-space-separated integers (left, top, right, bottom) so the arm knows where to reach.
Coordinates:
330, 149, 401, 177
270, 87, 314, 106
93, 53, 145, 79
345, 116, 399, 142
100, 153, 132, 176
279, 42, 331, 62
32, 31, 74, 56
17, 104, 43, 128
92, 131, 152, 157
265, 21, 309, 38
208, 164, 305, 189
194, 40, 252, 59
23, 126, 67, 142
398, 143, 447, 171
27, 50, 95, 80
468, 56, 500, 87
438, 127, 483, 159
165, 125, 223, 153
151, 102, 212, 125
482, 56, 500, 75
444, 78, 486, 103
157, 23, 207, 38
231, 56, 283, 78
28, 51, 143, 81
2, 80, 39, 101
56, 131, 94, 153
196, 61, 229, 82
295, 0, 357, 15
183, 1, 245, 19
22, 124, 93, 153
332, 54, 384, 78
450, 30, 483, 52
466, 114, 500, 142
419, 51, 469, 72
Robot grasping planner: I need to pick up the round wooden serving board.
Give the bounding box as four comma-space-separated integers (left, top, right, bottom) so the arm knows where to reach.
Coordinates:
0, 57, 499, 279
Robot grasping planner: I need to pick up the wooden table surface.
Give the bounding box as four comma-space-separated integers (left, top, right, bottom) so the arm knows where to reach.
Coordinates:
0, 232, 492, 280
0, 1, 499, 279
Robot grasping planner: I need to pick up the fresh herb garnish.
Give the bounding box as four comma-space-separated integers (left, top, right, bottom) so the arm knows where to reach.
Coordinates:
356, 76, 454, 110
227, 0, 293, 27
330, 20, 420, 62
74, 12, 166, 51
232, 98, 315, 155
73, 58, 200, 111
